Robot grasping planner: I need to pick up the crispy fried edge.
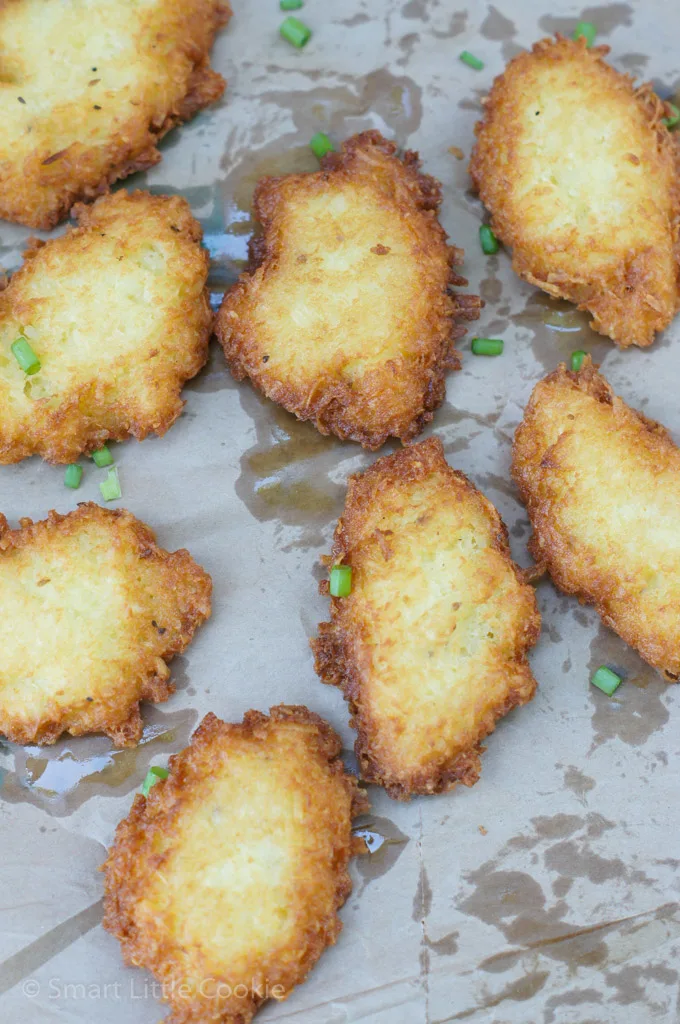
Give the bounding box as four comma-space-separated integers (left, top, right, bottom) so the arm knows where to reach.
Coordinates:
512, 357, 680, 680
0, 189, 213, 464
311, 436, 541, 800
102, 706, 369, 1024
0, 502, 212, 746
469, 35, 680, 349
0, 0, 232, 229
216, 130, 482, 450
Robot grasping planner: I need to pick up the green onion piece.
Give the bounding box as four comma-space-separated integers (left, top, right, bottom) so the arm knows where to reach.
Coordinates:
280, 15, 312, 47
92, 445, 113, 468
460, 50, 484, 70
64, 464, 83, 489
479, 224, 499, 255
99, 467, 121, 502
310, 132, 334, 159
11, 336, 40, 375
142, 765, 169, 797
662, 101, 680, 129
280, 0, 303, 8
573, 21, 596, 47
571, 350, 587, 372
471, 337, 504, 356
591, 665, 622, 697
330, 565, 352, 598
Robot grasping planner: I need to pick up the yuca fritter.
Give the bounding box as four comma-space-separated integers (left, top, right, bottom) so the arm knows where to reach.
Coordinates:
0, 0, 230, 229
0, 189, 211, 464
103, 706, 368, 1024
513, 358, 680, 680
312, 437, 540, 800
0, 503, 211, 746
216, 131, 481, 449
470, 36, 680, 349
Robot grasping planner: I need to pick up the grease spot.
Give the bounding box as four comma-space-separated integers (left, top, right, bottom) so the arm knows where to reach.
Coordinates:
539, 4, 634, 36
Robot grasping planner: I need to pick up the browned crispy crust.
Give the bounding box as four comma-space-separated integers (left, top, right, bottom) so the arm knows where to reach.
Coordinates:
470, 35, 680, 348
216, 131, 481, 449
0, 0, 231, 228
0, 503, 211, 745
102, 706, 368, 1024
312, 437, 540, 799
512, 358, 680, 679
0, 190, 212, 464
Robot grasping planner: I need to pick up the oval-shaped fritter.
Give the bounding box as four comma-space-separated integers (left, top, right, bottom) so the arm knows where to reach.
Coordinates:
312, 437, 540, 800
216, 131, 481, 449
513, 358, 680, 680
0, 503, 211, 745
470, 36, 680, 348
0, 0, 231, 229
0, 190, 212, 463
103, 706, 368, 1024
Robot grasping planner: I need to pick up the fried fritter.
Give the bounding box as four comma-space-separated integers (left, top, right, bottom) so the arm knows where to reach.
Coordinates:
470, 36, 680, 348
0, 189, 212, 464
0, 503, 211, 746
312, 437, 540, 800
513, 358, 680, 680
0, 0, 231, 229
216, 131, 481, 449
103, 706, 368, 1024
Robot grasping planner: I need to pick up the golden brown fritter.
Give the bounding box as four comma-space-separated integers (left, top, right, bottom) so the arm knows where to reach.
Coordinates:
312, 437, 540, 800
103, 706, 368, 1024
513, 358, 680, 680
0, 0, 231, 229
0, 189, 212, 464
470, 36, 680, 348
0, 503, 211, 746
216, 131, 481, 449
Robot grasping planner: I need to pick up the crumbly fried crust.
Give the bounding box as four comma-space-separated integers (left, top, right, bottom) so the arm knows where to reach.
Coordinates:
103, 706, 368, 1024
0, 0, 231, 228
0, 189, 212, 463
216, 131, 481, 449
312, 437, 540, 799
513, 358, 680, 680
0, 503, 211, 745
470, 36, 680, 348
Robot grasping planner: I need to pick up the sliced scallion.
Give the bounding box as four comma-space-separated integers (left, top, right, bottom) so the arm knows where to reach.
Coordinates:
280, 0, 303, 8
11, 336, 40, 375
99, 467, 121, 502
310, 132, 334, 159
92, 446, 113, 468
280, 15, 312, 47
460, 51, 484, 70
479, 224, 499, 255
471, 337, 504, 356
64, 464, 83, 489
591, 665, 622, 697
330, 565, 352, 598
662, 102, 680, 129
142, 765, 169, 797
573, 21, 596, 47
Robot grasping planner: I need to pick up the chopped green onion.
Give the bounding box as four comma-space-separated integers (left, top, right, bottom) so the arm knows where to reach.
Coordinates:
280, 0, 303, 8
330, 565, 352, 598
471, 337, 504, 356
573, 21, 596, 47
591, 665, 622, 697
142, 765, 169, 797
571, 350, 587, 372
662, 101, 680, 129
99, 467, 121, 502
280, 15, 312, 47
310, 132, 334, 159
460, 51, 484, 70
92, 445, 113, 468
11, 336, 40, 375
64, 464, 83, 489
479, 224, 499, 255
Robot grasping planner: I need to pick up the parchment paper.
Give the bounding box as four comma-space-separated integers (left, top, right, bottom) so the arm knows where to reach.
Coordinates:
1, 2, 679, 1021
